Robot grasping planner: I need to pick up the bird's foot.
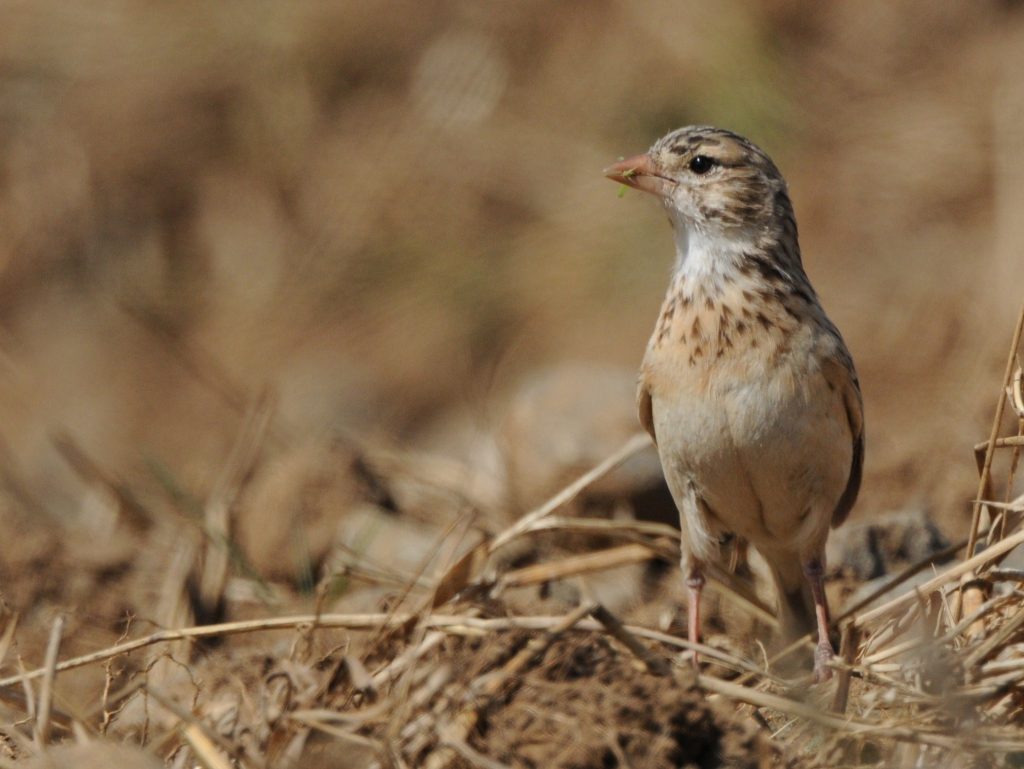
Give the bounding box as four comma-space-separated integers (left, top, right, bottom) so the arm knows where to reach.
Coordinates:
813, 641, 834, 683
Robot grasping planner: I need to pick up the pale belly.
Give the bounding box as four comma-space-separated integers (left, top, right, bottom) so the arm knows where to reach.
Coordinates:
650, 356, 853, 558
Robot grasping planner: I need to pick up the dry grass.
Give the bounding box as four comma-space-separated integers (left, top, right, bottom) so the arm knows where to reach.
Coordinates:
0, 305, 1023, 767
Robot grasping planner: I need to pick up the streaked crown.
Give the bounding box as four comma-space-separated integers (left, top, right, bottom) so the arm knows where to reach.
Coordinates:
647, 126, 793, 234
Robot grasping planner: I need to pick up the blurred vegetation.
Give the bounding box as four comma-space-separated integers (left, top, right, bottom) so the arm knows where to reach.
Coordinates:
0, 0, 1022, 543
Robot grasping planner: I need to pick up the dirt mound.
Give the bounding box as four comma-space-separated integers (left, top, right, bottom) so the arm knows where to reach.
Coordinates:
463, 635, 799, 769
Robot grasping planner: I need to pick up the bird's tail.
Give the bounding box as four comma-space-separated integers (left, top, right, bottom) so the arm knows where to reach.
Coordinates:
768, 559, 816, 641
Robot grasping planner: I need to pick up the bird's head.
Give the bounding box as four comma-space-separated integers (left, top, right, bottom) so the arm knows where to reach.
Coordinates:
605, 126, 790, 239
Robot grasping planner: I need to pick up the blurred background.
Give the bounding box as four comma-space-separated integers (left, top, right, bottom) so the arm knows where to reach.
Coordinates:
1, 0, 1024, 649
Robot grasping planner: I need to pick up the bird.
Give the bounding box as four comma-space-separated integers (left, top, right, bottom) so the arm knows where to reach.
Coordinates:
604, 126, 863, 682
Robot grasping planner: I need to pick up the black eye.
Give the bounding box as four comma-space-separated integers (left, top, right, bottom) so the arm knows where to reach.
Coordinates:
689, 155, 716, 175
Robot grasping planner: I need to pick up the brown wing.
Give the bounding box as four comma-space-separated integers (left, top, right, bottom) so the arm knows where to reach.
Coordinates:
825, 357, 864, 529
637, 379, 656, 445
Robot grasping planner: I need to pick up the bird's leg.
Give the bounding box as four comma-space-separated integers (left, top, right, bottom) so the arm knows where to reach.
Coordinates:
685, 564, 705, 668
803, 557, 834, 682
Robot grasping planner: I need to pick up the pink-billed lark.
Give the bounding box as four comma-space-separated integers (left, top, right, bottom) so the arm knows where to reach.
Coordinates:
605, 126, 864, 682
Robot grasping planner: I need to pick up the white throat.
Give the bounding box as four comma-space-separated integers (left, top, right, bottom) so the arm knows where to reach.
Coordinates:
667, 208, 753, 293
